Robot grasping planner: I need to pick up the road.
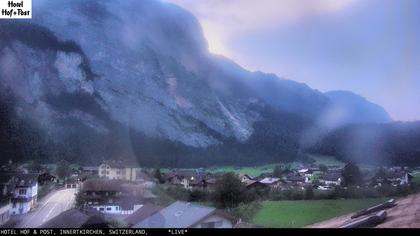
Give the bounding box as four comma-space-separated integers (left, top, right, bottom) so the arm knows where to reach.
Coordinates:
17, 188, 77, 228
309, 193, 420, 228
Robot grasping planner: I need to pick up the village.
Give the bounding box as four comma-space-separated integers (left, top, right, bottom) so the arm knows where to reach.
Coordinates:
0, 158, 419, 228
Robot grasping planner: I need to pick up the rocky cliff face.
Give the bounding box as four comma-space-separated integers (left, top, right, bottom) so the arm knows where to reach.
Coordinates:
0, 0, 391, 166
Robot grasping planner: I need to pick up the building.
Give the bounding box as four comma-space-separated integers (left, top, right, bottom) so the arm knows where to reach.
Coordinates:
259, 177, 283, 188
10, 174, 38, 215
135, 201, 235, 228
164, 170, 210, 189
322, 173, 342, 186
80, 179, 154, 215
80, 166, 99, 176
124, 204, 163, 226
239, 174, 255, 183
65, 177, 80, 189
285, 173, 306, 185
98, 160, 142, 182
389, 171, 412, 186
41, 208, 109, 228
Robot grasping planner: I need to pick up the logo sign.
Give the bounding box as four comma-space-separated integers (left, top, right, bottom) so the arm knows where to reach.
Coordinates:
1, 0, 32, 19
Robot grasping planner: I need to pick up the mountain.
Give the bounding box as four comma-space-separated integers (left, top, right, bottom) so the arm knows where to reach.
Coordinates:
0, 0, 392, 167
307, 121, 420, 166
325, 91, 391, 125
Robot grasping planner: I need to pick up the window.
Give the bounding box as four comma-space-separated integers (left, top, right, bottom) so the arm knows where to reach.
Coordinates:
99, 208, 104, 211
106, 207, 112, 211
19, 189, 27, 195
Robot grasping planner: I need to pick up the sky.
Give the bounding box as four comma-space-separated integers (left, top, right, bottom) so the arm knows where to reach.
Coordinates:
165, 0, 420, 121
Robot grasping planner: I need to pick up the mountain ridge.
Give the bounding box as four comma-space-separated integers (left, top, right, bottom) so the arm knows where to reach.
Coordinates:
0, 0, 392, 166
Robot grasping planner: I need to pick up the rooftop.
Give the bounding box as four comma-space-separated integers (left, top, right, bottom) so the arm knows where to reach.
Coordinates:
41, 208, 109, 228
124, 204, 163, 226
135, 201, 219, 228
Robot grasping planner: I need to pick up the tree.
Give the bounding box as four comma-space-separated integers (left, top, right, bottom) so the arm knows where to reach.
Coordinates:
56, 160, 72, 180
304, 186, 314, 199
153, 168, 164, 183
211, 172, 251, 209
341, 162, 362, 187
273, 165, 284, 178
28, 159, 43, 173
319, 164, 328, 173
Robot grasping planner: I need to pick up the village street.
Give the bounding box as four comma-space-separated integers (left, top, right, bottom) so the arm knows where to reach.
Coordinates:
16, 188, 77, 228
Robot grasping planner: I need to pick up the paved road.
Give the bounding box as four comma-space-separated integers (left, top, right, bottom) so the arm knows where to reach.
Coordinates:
17, 188, 77, 228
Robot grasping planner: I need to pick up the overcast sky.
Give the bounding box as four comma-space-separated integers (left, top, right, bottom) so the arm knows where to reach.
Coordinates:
165, 0, 420, 121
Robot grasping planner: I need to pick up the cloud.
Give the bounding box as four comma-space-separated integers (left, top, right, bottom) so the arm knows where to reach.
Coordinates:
164, 0, 357, 55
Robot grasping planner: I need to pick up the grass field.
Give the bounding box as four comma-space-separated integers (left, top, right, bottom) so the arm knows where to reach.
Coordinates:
159, 155, 345, 176
310, 155, 345, 167
252, 198, 386, 228
206, 165, 276, 176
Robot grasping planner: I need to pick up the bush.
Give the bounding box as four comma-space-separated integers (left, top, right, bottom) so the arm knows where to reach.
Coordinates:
189, 188, 209, 202
211, 172, 253, 209
229, 201, 262, 222
304, 186, 314, 200
165, 186, 190, 202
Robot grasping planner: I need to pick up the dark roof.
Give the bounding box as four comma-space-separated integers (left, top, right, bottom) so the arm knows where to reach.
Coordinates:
165, 170, 209, 180
14, 173, 38, 187
117, 196, 152, 210
387, 171, 409, 179
124, 204, 163, 226
82, 179, 124, 192
41, 208, 109, 228
323, 173, 342, 181
286, 174, 305, 182
82, 166, 99, 171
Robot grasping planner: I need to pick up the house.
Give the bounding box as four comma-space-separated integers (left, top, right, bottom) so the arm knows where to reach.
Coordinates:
98, 160, 142, 182
81, 166, 99, 176
41, 208, 109, 228
285, 173, 306, 185
0, 201, 11, 226
239, 174, 255, 183
80, 179, 154, 215
387, 171, 412, 186
135, 201, 235, 228
10, 174, 38, 215
259, 177, 283, 188
322, 173, 342, 186
124, 203, 163, 226
65, 177, 80, 189
164, 170, 210, 189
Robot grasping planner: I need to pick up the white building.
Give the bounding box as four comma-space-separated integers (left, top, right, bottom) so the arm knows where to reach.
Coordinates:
10, 174, 38, 215
98, 160, 142, 182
